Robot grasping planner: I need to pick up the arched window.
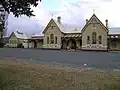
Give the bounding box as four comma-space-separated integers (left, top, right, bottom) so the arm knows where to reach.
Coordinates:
47, 37, 49, 44
98, 36, 102, 44
50, 34, 54, 44
87, 36, 90, 44
55, 36, 57, 44
92, 32, 97, 44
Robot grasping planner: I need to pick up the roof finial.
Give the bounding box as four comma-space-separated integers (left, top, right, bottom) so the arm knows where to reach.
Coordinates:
51, 13, 53, 18
93, 9, 95, 14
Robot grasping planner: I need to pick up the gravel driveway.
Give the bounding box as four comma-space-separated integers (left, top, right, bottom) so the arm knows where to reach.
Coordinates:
0, 48, 120, 70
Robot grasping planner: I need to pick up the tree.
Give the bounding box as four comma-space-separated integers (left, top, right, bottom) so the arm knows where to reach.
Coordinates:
0, 0, 41, 17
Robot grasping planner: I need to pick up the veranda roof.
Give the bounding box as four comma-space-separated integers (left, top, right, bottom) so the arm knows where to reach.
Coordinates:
63, 34, 81, 38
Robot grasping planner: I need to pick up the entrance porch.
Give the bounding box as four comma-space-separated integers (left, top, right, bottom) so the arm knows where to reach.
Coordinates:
61, 34, 82, 50
28, 36, 43, 48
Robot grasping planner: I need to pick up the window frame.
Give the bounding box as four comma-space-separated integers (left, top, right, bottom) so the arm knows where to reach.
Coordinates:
98, 36, 102, 44
87, 36, 90, 44
92, 32, 97, 44
55, 36, 57, 44
47, 37, 49, 44
50, 34, 54, 44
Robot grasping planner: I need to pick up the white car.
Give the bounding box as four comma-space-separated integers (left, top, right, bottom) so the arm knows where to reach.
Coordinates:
4, 44, 9, 48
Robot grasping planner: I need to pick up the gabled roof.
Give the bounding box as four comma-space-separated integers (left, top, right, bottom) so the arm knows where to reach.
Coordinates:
42, 18, 64, 34
42, 18, 82, 34
31, 34, 44, 37
42, 15, 112, 35
55, 20, 65, 33
31, 34, 44, 39
9, 31, 28, 39
81, 14, 108, 33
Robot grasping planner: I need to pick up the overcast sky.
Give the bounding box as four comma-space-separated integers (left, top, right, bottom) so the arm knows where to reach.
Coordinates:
7, 0, 120, 36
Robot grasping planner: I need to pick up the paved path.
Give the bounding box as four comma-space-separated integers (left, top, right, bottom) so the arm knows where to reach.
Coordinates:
0, 48, 120, 70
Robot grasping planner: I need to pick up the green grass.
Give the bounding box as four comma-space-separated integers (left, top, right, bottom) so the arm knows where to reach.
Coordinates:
0, 60, 120, 90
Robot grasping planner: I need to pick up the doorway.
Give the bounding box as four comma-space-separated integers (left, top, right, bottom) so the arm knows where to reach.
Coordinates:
68, 39, 76, 49
33, 40, 37, 48
61, 39, 67, 49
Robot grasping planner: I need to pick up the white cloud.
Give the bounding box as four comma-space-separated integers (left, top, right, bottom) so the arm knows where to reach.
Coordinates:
31, 3, 53, 26
7, 0, 120, 35
70, 0, 120, 27
33, 0, 86, 27
7, 13, 43, 36
33, 0, 120, 28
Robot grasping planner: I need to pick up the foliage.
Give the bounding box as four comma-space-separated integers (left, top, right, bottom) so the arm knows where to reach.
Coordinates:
17, 43, 24, 48
0, 0, 41, 17
0, 38, 5, 48
0, 42, 5, 48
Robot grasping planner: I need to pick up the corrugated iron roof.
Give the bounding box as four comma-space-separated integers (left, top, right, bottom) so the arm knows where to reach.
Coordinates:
64, 28, 81, 33
28, 34, 44, 40
109, 27, 120, 34
63, 34, 81, 38
43, 18, 120, 35
43, 18, 81, 34
14, 31, 28, 39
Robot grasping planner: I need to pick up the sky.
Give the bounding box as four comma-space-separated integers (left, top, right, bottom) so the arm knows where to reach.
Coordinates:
7, 0, 120, 36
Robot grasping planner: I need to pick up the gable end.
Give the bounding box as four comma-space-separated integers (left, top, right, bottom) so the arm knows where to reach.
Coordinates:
9, 32, 16, 39
42, 19, 63, 34
81, 14, 108, 33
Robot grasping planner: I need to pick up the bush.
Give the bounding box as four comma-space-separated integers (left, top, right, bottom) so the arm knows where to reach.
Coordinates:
0, 42, 5, 48
17, 43, 24, 48
22, 45, 24, 48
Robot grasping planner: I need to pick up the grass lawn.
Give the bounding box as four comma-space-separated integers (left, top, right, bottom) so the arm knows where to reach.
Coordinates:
0, 60, 120, 90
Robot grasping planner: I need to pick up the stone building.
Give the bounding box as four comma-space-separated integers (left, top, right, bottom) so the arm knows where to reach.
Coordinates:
9, 31, 28, 48
30, 14, 120, 51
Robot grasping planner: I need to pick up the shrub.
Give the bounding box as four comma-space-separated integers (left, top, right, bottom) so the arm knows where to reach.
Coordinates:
17, 43, 23, 48
0, 42, 5, 48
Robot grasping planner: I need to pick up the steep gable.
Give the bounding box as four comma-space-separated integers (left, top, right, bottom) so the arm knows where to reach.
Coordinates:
9, 31, 28, 40
81, 14, 108, 33
9, 32, 17, 39
42, 19, 64, 34
14, 31, 28, 39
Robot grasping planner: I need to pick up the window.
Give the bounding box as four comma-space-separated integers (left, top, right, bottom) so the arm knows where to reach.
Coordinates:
47, 37, 49, 44
50, 34, 54, 44
11, 40, 12, 44
14, 40, 16, 44
98, 36, 102, 44
55, 36, 57, 44
92, 23, 96, 29
87, 36, 90, 44
51, 26, 55, 29
9, 40, 11, 44
12, 40, 14, 44
92, 32, 97, 44
93, 23, 95, 27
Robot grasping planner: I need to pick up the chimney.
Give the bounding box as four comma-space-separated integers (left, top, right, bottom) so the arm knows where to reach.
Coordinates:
86, 19, 88, 23
105, 19, 108, 28
57, 16, 61, 24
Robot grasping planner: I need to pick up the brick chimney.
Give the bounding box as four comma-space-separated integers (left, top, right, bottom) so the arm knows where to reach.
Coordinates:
105, 19, 108, 28
57, 16, 61, 24
86, 19, 88, 23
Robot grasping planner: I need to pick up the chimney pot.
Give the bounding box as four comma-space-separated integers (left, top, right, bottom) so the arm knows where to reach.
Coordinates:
86, 19, 88, 23
57, 16, 61, 24
105, 19, 108, 28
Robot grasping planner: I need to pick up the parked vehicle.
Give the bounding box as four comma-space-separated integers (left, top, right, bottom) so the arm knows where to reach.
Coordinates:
4, 43, 9, 48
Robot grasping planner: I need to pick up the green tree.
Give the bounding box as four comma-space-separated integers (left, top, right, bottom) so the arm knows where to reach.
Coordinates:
0, 0, 41, 17
0, 0, 42, 47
